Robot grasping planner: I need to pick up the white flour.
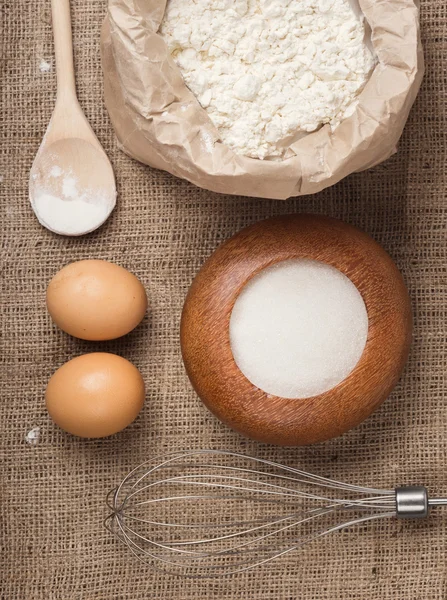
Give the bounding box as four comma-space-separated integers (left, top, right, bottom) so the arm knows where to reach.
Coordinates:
39, 59, 52, 73
32, 166, 113, 236
160, 0, 375, 159
50, 165, 62, 177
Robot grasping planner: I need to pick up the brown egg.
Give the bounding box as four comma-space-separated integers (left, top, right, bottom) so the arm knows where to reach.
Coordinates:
46, 259, 147, 341
45, 353, 145, 438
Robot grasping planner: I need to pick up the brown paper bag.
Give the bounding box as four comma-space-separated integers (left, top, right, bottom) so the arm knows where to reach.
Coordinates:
101, 0, 423, 200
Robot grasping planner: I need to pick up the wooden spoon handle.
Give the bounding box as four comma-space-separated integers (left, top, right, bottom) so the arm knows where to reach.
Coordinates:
51, 0, 77, 102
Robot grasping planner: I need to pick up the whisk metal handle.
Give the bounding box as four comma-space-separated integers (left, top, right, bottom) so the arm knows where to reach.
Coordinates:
395, 486, 429, 519
429, 498, 447, 506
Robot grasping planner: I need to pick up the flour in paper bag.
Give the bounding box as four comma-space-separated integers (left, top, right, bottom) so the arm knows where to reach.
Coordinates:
160, 0, 375, 159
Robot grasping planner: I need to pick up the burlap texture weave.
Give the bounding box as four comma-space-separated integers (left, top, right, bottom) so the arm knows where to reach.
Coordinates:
1, 1, 446, 598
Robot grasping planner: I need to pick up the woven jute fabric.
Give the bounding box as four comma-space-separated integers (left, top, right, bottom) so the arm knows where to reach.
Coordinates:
1, 1, 446, 598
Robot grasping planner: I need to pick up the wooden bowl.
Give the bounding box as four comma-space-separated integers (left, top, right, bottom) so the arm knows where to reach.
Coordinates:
180, 215, 412, 446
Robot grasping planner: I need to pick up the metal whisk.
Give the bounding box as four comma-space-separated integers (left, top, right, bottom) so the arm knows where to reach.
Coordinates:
105, 450, 446, 577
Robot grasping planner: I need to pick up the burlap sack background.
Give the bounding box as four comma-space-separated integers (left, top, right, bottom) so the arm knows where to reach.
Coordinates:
1, 1, 446, 598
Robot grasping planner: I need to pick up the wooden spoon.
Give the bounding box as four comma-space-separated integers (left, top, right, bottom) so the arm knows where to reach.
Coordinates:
29, 0, 116, 236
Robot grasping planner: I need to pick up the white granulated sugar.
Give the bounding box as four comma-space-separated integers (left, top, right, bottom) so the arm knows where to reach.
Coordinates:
39, 59, 51, 73
229, 259, 368, 399
159, 0, 375, 159
25, 427, 41, 446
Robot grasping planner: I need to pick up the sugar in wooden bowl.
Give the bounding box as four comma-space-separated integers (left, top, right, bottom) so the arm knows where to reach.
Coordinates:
180, 215, 412, 446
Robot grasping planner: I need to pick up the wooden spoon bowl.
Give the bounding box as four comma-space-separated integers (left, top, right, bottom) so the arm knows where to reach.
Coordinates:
181, 215, 412, 446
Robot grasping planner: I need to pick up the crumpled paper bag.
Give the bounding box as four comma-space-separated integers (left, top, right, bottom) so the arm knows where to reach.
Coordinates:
101, 0, 424, 200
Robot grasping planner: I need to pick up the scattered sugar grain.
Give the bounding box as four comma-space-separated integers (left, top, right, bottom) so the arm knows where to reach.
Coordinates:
25, 427, 41, 446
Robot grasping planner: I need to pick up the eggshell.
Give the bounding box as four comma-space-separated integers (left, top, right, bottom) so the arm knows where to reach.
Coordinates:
45, 353, 145, 438
46, 260, 147, 341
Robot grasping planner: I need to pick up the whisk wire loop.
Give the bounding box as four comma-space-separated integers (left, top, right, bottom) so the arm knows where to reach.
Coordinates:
106, 450, 442, 577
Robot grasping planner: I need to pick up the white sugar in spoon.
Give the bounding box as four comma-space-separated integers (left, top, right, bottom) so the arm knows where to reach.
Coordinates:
29, 0, 116, 236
